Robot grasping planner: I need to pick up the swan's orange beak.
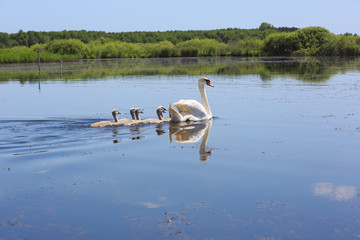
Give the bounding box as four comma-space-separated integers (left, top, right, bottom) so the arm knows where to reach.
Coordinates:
205, 79, 214, 87
207, 82, 214, 87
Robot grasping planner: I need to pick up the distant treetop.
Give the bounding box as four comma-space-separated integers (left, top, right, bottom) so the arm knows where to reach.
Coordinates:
259, 22, 275, 31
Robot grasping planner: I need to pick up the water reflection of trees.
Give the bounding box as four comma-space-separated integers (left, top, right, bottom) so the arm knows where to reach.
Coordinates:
1, 57, 359, 83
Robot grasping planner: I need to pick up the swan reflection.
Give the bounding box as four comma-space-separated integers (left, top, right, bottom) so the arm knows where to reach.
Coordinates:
129, 125, 144, 140
169, 120, 214, 161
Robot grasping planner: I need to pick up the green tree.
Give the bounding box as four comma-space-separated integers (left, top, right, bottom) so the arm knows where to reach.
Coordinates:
0, 32, 10, 48
259, 22, 275, 31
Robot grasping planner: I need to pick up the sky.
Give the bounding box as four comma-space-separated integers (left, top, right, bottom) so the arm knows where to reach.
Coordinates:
0, 0, 359, 35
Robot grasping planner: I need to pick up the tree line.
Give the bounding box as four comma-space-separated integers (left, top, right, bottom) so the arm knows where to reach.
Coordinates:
0, 23, 292, 48
1, 23, 359, 63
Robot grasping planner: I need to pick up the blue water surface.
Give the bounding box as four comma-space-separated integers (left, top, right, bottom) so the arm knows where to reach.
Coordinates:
0, 58, 360, 239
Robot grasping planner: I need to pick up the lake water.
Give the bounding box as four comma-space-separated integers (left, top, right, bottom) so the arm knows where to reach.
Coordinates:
0, 57, 360, 239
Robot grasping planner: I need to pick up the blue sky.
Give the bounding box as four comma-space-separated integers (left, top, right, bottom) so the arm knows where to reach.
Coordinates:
1, 0, 359, 34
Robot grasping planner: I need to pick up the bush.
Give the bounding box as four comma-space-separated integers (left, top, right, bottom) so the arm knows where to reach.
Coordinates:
262, 27, 343, 56
142, 41, 177, 57
46, 39, 86, 55
177, 39, 227, 56
262, 32, 300, 56
230, 38, 262, 56
180, 47, 199, 57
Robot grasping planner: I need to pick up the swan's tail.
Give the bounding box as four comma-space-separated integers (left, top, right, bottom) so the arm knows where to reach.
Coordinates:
169, 103, 182, 122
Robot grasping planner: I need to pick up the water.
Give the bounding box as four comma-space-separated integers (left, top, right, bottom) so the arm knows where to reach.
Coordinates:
0, 57, 360, 239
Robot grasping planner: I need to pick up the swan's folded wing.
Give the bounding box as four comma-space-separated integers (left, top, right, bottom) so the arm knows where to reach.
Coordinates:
169, 103, 183, 122
174, 100, 208, 119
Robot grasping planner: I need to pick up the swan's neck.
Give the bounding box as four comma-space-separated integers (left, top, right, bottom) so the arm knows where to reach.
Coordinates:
199, 82, 212, 117
112, 112, 119, 122
199, 121, 213, 161
135, 112, 141, 120
130, 111, 136, 120
156, 109, 164, 120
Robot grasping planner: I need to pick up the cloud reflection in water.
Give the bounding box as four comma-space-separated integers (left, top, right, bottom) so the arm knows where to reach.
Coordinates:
313, 182, 357, 201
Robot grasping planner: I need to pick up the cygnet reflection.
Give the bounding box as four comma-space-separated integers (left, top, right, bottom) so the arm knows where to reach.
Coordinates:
169, 120, 214, 161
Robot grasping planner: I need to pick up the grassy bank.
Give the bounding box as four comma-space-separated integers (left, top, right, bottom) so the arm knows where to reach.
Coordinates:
0, 38, 262, 63
0, 26, 359, 63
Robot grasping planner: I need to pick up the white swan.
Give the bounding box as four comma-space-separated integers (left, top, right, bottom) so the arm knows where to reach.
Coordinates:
169, 77, 214, 122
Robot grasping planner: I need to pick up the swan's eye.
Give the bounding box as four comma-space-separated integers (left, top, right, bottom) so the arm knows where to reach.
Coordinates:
205, 79, 214, 87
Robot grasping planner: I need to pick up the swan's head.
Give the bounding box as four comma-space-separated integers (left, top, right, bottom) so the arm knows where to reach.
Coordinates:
112, 109, 120, 115
156, 106, 167, 120
112, 109, 120, 122
134, 108, 144, 120
135, 108, 143, 114
199, 77, 214, 87
157, 106, 167, 113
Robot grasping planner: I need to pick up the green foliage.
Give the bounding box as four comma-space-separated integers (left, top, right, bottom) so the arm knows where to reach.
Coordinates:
229, 38, 263, 56
1, 26, 360, 63
259, 22, 275, 31
143, 41, 177, 57
0, 47, 37, 63
0, 45, 78, 63
0, 32, 10, 48
176, 39, 227, 56
46, 39, 86, 55
0, 26, 282, 49
262, 32, 300, 56
262, 27, 360, 56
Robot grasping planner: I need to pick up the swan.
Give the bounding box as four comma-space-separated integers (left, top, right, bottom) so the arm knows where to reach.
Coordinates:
130, 108, 136, 120
134, 108, 143, 120
91, 109, 141, 127
91, 107, 171, 128
90, 109, 123, 127
138, 106, 171, 124
156, 106, 167, 120
169, 77, 214, 122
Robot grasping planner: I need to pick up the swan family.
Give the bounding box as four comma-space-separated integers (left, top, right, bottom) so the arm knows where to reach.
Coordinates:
90, 77, 214, 127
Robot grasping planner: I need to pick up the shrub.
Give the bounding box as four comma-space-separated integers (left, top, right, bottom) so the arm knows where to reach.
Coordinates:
262, 32, 300, 56
177, 39, 227, 56
262, 27, 337, 56
46, 39, 86, 55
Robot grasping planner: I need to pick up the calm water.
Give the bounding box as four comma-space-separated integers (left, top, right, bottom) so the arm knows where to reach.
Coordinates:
0, 57, 360, 239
